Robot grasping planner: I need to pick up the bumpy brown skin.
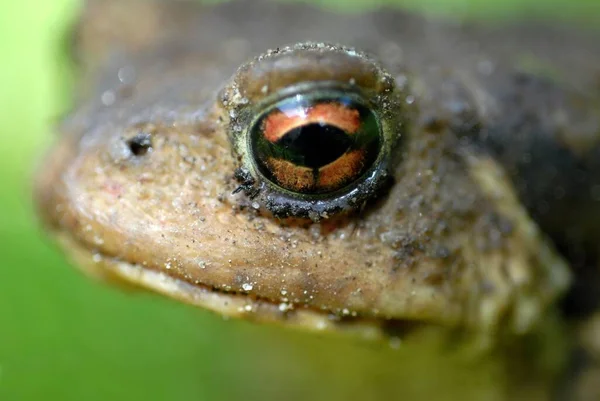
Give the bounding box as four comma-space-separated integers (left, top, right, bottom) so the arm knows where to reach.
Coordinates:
34, 0, 600, 399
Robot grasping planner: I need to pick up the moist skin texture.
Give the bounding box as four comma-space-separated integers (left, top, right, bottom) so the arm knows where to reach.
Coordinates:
34, 1, 600, 400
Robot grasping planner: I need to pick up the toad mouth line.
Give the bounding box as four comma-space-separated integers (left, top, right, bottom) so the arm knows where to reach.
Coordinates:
52, 227, 426, 343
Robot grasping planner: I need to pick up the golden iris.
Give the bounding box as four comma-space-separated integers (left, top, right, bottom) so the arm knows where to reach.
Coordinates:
250, 94, 381, 194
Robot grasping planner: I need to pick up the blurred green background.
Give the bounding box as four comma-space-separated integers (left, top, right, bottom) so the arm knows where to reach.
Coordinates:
0, 1, 598, 400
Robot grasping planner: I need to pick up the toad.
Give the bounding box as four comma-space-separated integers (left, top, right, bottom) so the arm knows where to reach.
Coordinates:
34, 1, 600, 399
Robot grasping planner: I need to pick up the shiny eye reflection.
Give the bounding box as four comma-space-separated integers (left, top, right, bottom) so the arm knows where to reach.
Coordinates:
250, 94, 381, 194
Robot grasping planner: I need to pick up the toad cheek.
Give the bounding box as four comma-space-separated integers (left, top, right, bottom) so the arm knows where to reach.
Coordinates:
34, 122, 415, 339
36, 115, 570, 345
37, 126, 450, 340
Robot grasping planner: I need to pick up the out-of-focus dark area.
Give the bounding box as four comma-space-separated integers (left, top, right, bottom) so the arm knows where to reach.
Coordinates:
0, 1, 598, 400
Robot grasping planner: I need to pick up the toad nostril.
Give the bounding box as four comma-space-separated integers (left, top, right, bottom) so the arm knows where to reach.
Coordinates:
127, 132, 153, 156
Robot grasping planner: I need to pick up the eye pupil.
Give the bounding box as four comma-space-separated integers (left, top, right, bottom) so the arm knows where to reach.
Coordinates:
277, 123, 351, 168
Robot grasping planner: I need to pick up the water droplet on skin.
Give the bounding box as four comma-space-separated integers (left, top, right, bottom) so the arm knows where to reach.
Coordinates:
242, 283, 254, 291
101, 90, 116, 106
395, 75, 408, 89
117, 65, 136, 83
316, 321, 327, 330
389, 337, 402, 349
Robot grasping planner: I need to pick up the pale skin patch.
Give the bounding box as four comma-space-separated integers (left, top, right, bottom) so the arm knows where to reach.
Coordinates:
463, 154, 571, 337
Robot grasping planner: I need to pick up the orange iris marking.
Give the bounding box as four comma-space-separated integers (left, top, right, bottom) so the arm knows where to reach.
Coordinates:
265, 150, 367, 193
266, 157, 315, 192
317, 150, 365, 190
262, 102, 361, 143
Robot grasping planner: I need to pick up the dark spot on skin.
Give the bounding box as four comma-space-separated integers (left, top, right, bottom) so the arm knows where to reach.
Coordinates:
498, 217, 514, 235
380, 319, 428, 339
421, 115, 448, 134
118, 85, 135, 99
233, 168, 259, 197
473, 212, 513, 251
422, 270, 446, 286
126, 132, 152, 156
480, 280, 496, 294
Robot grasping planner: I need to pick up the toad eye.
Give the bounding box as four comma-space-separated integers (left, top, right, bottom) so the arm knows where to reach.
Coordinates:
223, 43, 408, 219
250, 94, 381, 194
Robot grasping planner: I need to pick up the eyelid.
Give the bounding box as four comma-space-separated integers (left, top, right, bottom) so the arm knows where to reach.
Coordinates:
222, 43, 395, 105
